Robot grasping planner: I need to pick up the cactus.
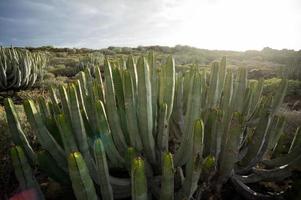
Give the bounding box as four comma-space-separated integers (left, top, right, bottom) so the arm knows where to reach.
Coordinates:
131, 157, 148, 200
160, 152, 174, 200
5, 54, 300, 200
77, 52, 104, 76
10, 146, 44, 199
0, 47, 46, 91
68, 152, 98, 200
94, 139, 114, 200
4, 98, 36, 163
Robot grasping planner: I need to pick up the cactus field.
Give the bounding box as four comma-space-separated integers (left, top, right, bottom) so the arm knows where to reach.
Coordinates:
0, 46, 301, 200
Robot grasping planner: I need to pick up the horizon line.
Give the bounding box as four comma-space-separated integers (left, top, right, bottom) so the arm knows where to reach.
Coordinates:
1, 44, 300, 52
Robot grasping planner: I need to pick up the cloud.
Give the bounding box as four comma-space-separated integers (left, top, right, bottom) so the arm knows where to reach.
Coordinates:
0, 0, 300, 50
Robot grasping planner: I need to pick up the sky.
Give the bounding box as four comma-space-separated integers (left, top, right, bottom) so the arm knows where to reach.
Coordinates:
0, 0, 301, 51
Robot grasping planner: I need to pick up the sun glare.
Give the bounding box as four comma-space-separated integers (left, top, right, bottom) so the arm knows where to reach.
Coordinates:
159, 0, 301, 50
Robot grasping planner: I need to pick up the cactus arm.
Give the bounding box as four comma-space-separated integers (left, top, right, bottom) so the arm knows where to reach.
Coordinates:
262, 141, 301, 169
232, 68, 247, 113
288, 127, 301, 153
217, 56, 227, 99
119, 56, 126, 69
127, 55, 138, 92
231, 176, 275, 200
0, 64, 7, 89
160, 152, 174, 200
10, 146, 44, 199
171, 75, 184, 136
267, 116, 286, 151
37, 97, 64, 147
55, 114, 78, 155
239, 111, 271, 171
82, 87, 98, 137
50, 87, 59, 104
218, 113, 242, 183
58, 85, 72, 122
23, 100, 67, 171
234, 166, 292, 184
37, 97, 51, 120
148, 52, 159, 137
241, 88, 253, 118
37, 150, 70, 184
192, 119, 204, 158
112, 67, 130, 143
74, 80, 88, 119
4, 98, 36, 163
186, 118, 204, 172
95, 100, 125, 166
78, 71, 88, 95
136, 56, 156, 164
95, 66, 105, 101
199, 155, 216, 182
49, 86, 61, 112
176, 120, 204, 200
207, 62, 220, 108
123, 70, 143, 151
221, 70, 233, 111
175, 155, 203, 200
248, 79, 264, 118
156, 103, 169, 156
174, 71, 202, 166
103, 58, 128, 153
112, 67, 125, 108
68, 152, 98, 200
264, 154, 301, 170
271, 79, 288, 116
81, 108, 95, 145
125, 147, 137, 171
182, 71, 191, 114
271, 131, 290, 157
67, 84, 97, 180
94, 139, 114, 200
159, 56, 175, 120
203, 109, 218, 157
131, 157, 148, 200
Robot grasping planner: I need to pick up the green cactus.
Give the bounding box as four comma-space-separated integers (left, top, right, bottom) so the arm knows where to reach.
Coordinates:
77, 52, 104, 75
123, 70, 143, 151
136, 57, 156, 164
0, 47, 46, 91
160, 152, 174, 200
94, 139, 114, 200
68, 152, 98, 200
5, 55, 299, 200
10, 146, 44, 199
131, 157, 148, 200
4, 98, 36, 163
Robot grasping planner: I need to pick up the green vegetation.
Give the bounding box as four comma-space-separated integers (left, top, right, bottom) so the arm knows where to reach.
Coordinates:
0, 47, 46, 91
3, 54, 301, 200
77, 52, 104, 73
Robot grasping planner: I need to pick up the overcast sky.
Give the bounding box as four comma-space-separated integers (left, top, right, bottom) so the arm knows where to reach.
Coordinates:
0, 0, 300, 51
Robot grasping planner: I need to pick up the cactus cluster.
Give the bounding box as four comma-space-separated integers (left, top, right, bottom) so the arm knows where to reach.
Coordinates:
77, 53, 104, 75
5, 54, 301, 200
0, 47, 46, 91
